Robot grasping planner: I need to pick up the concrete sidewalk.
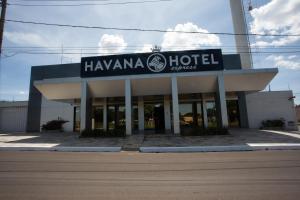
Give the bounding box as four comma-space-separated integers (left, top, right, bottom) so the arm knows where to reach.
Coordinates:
0, 129, 300, 152
0, 132, 143, 152
140, 129, 300, 152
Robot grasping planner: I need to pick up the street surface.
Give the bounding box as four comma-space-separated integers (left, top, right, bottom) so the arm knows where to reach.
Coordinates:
0, 150, 300, 200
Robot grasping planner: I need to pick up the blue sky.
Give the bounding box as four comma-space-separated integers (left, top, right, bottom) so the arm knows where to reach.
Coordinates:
0, 0, 300, 104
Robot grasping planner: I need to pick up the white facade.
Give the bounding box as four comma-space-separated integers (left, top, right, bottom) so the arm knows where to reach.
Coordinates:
40, 97, 74, 132
1, 90, 298, 133
246, 91, 298, 130
0, 101, 28, 132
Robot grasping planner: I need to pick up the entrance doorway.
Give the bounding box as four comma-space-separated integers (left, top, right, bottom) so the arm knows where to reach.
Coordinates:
154, 105, 165, 131
144, 103, 165, 132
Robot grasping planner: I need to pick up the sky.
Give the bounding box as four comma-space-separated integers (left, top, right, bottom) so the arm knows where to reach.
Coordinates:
0, 0, 300, 104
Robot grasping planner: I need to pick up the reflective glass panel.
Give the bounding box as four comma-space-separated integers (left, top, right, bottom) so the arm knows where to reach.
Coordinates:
179, 103, 194, 127
206, 101, 217, 128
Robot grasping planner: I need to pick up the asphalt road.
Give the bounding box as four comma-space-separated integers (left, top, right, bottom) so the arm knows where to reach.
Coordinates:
0, 151, 300, 200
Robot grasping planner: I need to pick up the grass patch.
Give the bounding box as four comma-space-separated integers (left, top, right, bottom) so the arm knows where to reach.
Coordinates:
260, 119, 285, 130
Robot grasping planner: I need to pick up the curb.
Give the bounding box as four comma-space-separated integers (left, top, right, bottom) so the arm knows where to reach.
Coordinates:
249, 143, 300, 151
140, 145, 253, 153
140, 144, 300, 153
1, 144, 300, 153
0, 146, 122, 152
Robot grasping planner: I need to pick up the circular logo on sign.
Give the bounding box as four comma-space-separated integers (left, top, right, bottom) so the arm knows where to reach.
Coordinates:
147, 53, 167, 73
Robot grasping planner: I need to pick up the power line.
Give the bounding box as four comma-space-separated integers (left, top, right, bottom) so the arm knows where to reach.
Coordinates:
3, 51, 300, 55
5, 19, 300, 37
2, 49, 300, 59
3, 46, 300, 50
9, 0, 141, 1
7, 0, 172, 6
3, 45, 300, 54
4, 44, 300, 48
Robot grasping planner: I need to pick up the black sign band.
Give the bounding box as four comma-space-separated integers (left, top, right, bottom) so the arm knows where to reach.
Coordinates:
81, 49, 224, 77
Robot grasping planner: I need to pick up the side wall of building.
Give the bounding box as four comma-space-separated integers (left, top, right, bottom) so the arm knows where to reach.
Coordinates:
26, 63, 81, 132
40, 97, 74, 132
296, 105, 300, 123
246, 91, 298, 130
0, 102, 28, 132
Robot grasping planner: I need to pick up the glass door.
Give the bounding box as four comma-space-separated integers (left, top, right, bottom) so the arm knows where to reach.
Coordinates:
144, 103, 165, 131
107, 105, 125, 130
144, 104, 155, 129
227, 100, 240, 128
93, 106, 103, 130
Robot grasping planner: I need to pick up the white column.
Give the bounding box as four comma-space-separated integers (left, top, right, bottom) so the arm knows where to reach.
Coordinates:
164, 95, 171, 130
103, 98, 107, 131
202, 100, 208, 128
229, 0, 252, 69
80, 80, 89, 131
171, 76, 180, 134
92, 119, 95, 130
138, 96, 144, 131
125, 79, 132, 135
217, 74, 229, 128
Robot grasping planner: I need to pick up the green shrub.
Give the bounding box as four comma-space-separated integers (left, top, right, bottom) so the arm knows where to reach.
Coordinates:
79, 128, 125, 138
261, 119, 285, 128
42, 119, 68, 131
181, 127, 229, 136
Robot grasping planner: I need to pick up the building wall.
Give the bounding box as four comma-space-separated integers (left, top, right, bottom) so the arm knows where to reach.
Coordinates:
26, 54, 242, 132
296, 105, 300, 123
40, 97, 74, 132
0, 102, 28, 132
27, 63, 81, 132
246, 91, 298, 130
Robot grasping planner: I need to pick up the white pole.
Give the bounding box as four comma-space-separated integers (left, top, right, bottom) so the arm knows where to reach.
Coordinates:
125, 79, 132, 135
230, 0, 253, 69
171, 76, 180, 134
138, 96, 145, 131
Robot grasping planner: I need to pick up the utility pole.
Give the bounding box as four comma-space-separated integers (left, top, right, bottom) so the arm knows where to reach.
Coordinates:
0, 0, 7, 56
0, 0, 6, 102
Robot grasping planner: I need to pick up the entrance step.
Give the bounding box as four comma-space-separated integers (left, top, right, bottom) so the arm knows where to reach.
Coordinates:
121, 135, 144, 151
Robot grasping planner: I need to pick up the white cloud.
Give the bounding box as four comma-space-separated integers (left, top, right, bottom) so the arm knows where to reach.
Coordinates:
266, 55, 300, 70
4, 31, 49, 46
135, 44, 153, 53
18, 91, 28, 95
250, 0, 300, 46
98, 34, 127, 55
161, 22, 221, 51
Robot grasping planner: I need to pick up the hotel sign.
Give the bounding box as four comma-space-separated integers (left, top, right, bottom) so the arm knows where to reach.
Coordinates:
81, 49, 224, 77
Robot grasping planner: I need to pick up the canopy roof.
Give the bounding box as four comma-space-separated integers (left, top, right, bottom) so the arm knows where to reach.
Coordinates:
34, 68, 278, 100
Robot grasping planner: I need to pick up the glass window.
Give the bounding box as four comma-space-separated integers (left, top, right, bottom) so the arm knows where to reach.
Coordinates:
107, 105, 116, 130
196, 102, 204, 128
133, 105, 138, 130
206, 101, 217, 128
118, 106, 126, 129
227, 100, 240, 128
74, 106, 80, 132
144, 104, 155, 129
107, 105, 126, 130
93, 106, 103, 130
179, 103, 194, 127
